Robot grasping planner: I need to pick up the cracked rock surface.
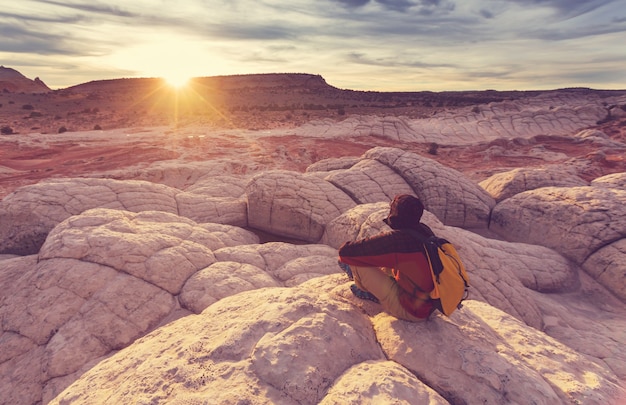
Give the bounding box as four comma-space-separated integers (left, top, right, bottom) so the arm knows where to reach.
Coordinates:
2, 89, 626, 404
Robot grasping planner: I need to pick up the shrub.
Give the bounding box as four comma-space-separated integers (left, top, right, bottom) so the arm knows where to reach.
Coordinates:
427, 142, 439, 155
22, 104, 34, 110
1, 125, 14, 135
58, 126, 68, 133
94, 124, 102, 130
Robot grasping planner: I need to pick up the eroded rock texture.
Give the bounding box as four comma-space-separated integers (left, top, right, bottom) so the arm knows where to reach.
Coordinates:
490, 184, 626, 301
480, 166, 588, 202
1, 196, 625, 404
2, 90, 626, 404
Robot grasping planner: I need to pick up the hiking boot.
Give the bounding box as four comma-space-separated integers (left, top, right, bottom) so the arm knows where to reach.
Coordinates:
337, 261, 353, 280
350, 284, 379, 303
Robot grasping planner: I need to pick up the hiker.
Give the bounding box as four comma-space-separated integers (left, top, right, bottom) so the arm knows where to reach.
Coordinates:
338, 194, 436, 321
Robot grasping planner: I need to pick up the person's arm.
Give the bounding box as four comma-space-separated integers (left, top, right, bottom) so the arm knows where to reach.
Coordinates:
338, 231, 399, 269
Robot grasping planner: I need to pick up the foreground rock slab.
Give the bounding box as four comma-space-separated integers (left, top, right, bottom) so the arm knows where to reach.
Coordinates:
49, 286, 625, 405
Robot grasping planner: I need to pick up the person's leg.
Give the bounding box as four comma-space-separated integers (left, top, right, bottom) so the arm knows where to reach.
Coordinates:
337, 260, 353, 280
351, 265, 423, 322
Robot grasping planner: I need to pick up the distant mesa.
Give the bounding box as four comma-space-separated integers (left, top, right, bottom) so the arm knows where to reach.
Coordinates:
67, 72, 334, 93
0, 66, 51, 94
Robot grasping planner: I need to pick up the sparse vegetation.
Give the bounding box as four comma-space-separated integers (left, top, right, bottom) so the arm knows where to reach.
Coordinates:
427, 142, 439, 155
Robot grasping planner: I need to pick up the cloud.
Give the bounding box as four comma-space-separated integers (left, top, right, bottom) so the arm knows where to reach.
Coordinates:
375, 0, 418, 12
331, 0, 454, 14
346, 51, 457, 69
529, 20, 626, 40
0, 23, 92, 55
0, 11, 85, 24
334, 0, 370, 7
0, 1, 139, 57
479, 9, 494, 19
33, 0, 137, 18
508, 0, 617, 19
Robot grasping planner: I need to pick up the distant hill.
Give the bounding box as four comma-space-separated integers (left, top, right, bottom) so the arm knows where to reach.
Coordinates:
0, 66, 51, 93
2, 68, 626, 135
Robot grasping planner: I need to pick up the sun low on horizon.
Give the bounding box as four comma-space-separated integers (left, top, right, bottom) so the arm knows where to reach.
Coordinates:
162, 73, 192, 89
108, 34, 225, 90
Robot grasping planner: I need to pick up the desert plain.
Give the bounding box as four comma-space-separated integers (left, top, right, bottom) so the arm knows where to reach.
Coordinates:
1, 67, 626, 404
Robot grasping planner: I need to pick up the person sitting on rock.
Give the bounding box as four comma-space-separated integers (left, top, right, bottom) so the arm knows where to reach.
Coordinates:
338, 194, 436, 321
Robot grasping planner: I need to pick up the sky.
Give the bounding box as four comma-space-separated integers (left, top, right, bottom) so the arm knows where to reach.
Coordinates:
1, 0, 625, 91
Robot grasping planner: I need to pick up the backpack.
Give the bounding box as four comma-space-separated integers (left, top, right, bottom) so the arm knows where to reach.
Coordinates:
404, 230, 470, 316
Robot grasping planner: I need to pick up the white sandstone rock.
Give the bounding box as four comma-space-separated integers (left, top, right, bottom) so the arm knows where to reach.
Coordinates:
50, 287, 385, 405
591, 172, 626, 190
305, 156, 360, 173
490, 186, 626, 264
321, 201, 389, 248
490, 186, 626, 300
0, 178, 179, 255
364, 147, 496, 228
246, 170, 356, 241
373, 300, 623, 404
582, 239, 626, 301
180, 261, 280, 313
39, 209, 220, 294
177, 193, 248, 226
320, 360, 449, 405
213, 242, 339, 285
324, 159, 415, 204
480, 166, 588, 202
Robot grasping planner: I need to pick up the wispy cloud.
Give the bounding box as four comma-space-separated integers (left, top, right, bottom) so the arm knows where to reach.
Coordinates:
0, 10, 85, 24
508, 0, 618, 19
0, 23, 96, 55
346, 52, 457, 69
33, 0, 137, 18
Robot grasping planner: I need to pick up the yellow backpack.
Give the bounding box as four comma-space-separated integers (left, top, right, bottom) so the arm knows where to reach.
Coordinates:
407, 231, 470, 316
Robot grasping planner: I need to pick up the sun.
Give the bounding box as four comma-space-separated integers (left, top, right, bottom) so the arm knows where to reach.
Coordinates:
163, 73, 191, 89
